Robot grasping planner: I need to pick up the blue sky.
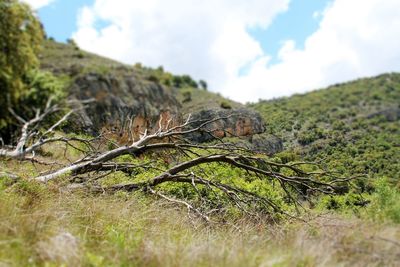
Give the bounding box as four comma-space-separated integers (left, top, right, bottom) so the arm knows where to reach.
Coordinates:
24, 0, 400, 102
249, 0, 330, 65
37, 0, 93, 42
38, 0, 330, 65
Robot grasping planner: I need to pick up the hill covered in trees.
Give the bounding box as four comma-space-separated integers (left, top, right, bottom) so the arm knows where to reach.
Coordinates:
252, 74, 400, 181
251, 74, 400, 213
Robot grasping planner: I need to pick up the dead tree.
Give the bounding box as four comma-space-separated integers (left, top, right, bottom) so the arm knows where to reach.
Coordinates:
1, 103, 353, 221
0, 98, 94, 162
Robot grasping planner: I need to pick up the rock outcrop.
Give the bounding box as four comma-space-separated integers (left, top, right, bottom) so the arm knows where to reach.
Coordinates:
250, 134, 283, 155
186, 108, 265, 142
40, 40, 280, 154
367, 107, 400, 122
70, 73, 181, 139
66, 74, 280, 152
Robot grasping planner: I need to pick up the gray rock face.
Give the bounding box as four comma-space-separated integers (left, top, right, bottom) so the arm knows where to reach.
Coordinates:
186, 108, 266, 143
367, 107, 400, 122
70, 73, 181, 137
66, 73, 279, 154
250, 134, 283, 155
39, 40, 280, 154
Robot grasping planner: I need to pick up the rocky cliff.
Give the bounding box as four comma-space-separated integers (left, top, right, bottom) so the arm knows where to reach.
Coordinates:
186, 108, 265, 142
40, 40, 282, 153
69, 73, 181, 139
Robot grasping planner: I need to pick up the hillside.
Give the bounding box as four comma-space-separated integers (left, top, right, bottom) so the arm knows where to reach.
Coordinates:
39, 39, 240, 112
2, 2, 400, 266
251, 73, 400, 186
40, 40, 242, 113
37, 40, 277, 149
34, 40, 400, 182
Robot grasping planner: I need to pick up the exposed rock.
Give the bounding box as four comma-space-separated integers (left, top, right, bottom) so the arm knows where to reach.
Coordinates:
67, 73, 270, 147
186, 108, 266, 143
69, 73, 181, 139
40, 41, 272, 147
250, 134, 283, 155
367, 107, 400, 122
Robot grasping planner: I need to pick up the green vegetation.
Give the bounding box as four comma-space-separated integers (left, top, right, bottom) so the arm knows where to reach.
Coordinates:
251, 73, 400, 216
0, 0, 43, 130
220, 100, 232, 109
132, 63, 200, 89
0, 1, 68, 142
252, 74, 400, 179
40, 39, 124, 76
1, 169, 400, 266
1, 6, 400, 265
199, 79, 208, 90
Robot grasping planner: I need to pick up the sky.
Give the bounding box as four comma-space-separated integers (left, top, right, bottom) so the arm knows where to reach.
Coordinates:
22, 0, 400, 103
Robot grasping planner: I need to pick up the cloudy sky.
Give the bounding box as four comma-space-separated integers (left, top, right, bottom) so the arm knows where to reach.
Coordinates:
23, 0, 400, 103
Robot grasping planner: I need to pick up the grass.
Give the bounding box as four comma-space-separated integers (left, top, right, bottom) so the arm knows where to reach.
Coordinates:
1, 133, 400, 266
6, 40, 400, 265
39, 40, 127, 76
2, 30, 397, 267
0, 170, 400, 267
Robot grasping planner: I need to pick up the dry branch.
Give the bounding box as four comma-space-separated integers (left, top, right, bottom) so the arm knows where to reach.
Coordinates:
1, 106, 353, 220
0, 98, 93, 160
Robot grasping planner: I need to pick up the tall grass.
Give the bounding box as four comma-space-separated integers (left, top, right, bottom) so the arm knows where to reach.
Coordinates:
0, 177, 399, 267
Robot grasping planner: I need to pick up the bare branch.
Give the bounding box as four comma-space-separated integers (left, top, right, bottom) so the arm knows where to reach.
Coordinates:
2, 101, 354, 221
148, 186, 211, 222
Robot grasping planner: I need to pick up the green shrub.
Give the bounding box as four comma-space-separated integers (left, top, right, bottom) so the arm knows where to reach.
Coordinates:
199, 80, 208, 90
365, 177, 400, 223
172, 74, 198, 88
148, 75, 159, 83
76, 51, 85, 59
17, 70, 67, 122
0, 0, 44, 131
182, 90, 192, 103
220, 100, 232, 109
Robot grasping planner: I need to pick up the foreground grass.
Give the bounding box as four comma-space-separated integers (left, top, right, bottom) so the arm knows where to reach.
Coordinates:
0, 176, 399, 267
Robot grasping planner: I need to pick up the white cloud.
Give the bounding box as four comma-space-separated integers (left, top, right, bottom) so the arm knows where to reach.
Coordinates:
73, 0, 289, 95
73, 0, 400, 103
227, 0, 400, 102
21, 0, 54, 9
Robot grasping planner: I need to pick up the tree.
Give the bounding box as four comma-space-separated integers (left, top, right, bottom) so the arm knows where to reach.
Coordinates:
199, 80, 208, 90
0, 0, 44, 131
0, 102, 353, 221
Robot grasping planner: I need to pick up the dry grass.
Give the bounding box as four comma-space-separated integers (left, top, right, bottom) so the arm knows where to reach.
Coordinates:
0, 173, 399, 267
1, 140, 400, 267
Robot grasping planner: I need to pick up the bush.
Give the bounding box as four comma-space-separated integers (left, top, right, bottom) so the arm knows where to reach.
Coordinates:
172, 75, 198, 88
0, 0, 44, 131
1, 69, 67, 142
76, 52, 85, 59
19, 70, 66, 116
148, 75, 159, 83
199, 80, 208, 90
220, 100, 232, 109
366, 178, 400, 223
182, 90, 192, 103
172, 76, 183, 87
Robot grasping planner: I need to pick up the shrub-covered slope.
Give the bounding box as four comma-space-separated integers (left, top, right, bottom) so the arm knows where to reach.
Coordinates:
251, 73, 400, 185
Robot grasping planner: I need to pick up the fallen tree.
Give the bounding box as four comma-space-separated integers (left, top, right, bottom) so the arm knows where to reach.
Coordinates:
0, 101, 354, 221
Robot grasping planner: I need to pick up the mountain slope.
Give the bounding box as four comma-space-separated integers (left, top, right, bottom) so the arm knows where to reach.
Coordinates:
39, 40, 271, 146
251, 73, 400, 185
